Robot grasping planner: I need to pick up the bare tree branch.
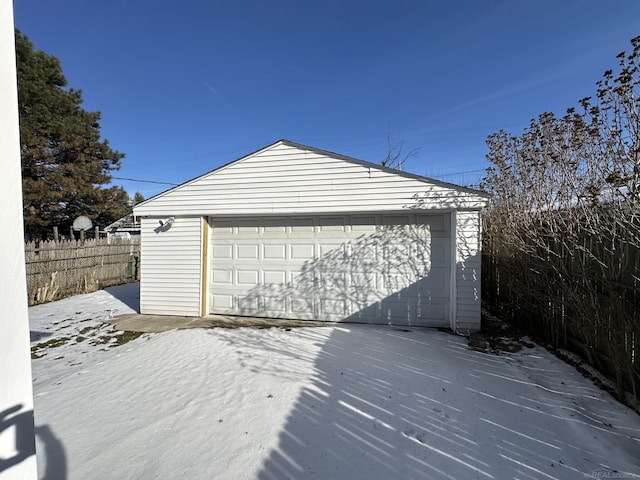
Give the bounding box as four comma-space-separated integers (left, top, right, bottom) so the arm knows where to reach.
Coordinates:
381, 130, 420, 170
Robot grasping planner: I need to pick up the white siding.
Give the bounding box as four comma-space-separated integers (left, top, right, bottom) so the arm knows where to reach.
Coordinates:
135, 140, 489, 332
454, 211, 482, 333
140, 216, 202, 316
135, 142, 488, 217
0, 3, 38, 476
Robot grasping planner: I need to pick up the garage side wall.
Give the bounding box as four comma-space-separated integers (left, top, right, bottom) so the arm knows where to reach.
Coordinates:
454, 210, 482, 333
140, 216, 202, 316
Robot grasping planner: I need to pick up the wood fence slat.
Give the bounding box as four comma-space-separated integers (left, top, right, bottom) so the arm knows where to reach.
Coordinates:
25, 238, 140, 305
482, 230, 640, 405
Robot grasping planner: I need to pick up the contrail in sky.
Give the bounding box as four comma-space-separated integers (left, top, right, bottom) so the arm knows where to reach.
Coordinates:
203, 80, 230, 107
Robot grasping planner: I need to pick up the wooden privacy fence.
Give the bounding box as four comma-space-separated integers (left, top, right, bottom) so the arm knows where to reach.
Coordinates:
482, 231, 639, 404
25, 238, 140, 305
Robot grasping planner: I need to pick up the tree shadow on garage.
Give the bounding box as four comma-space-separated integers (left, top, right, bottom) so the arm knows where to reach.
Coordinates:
236, 216, 450, 327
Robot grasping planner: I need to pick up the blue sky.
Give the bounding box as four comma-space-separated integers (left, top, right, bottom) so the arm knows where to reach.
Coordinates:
13, 0, 640, 198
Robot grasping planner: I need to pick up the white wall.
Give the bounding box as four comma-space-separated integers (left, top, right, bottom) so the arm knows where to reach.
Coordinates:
135, 142, 488, 217
0, 1, 38, 477
454, 210, 483, 333
139, 216, 203, 316
135, 141, 488, 330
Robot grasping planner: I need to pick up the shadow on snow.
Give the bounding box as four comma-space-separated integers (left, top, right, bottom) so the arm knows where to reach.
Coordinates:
0, 405, 66, 480
250, 326, 640, 479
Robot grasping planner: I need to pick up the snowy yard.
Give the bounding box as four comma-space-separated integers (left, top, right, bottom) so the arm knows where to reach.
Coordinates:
29, 283, 640, 479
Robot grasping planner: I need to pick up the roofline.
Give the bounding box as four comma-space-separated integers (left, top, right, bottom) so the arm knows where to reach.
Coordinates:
277, 139, 490, 198
134, 139, 490, 210
134, 141, 288, 209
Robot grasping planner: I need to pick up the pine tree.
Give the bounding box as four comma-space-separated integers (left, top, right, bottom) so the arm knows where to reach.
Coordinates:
133, 191, 145, 205
16, 29, 129, 239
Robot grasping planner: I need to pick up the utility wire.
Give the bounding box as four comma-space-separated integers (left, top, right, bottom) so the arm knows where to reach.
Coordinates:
113, 168, 486, 186
112, 176, 179, 186
432, 168, 487, 179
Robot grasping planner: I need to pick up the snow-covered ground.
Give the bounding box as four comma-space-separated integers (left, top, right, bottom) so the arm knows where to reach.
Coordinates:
29, 283, 640, 479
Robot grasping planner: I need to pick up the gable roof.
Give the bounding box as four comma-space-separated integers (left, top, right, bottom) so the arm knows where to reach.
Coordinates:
134, 139, 489, 217
105, 212, 140, 231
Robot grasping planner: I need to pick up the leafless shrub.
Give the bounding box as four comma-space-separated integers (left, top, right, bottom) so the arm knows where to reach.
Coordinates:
482, 36, 640, 402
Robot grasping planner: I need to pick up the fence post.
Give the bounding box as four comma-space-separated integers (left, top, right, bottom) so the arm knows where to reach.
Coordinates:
95, 227, 99, 240
53, 226, 59, 242
25, 238, 141, 305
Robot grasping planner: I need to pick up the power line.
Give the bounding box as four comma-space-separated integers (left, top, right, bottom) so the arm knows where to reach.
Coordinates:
111, 176, 178, 186
113, 168, 486, 187
432, 168, 486, 179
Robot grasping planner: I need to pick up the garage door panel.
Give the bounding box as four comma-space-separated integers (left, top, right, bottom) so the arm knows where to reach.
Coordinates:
263, 218, 287, 234
417, 302, 447, 325
319, 242, 345, 258
415, 268, 449, 296
263, 270, 286, 285
347, 242, 378, 261
351, 215, 377, 231
237, 244, 259, 259
238, 295, 260, 312
290, 271, 307, 288
320, 298, 347, 316
209, 214, 450, 326
237, 270, 259, 285
382, 244, 410, 260
383, 215, 411, 226
237, 222, 259, 234
291, 297, 314, 314
348, 300, 380, 320
212, 244, 232, 259
380, 273, 413, 293
212, 269, 232, 284
212, 221, 233, 235
291, 217, 315, 233
264, 296, 286, 313
429, 243, 450, 267
212, 294, 234, 309
263, 244, 286, 259
381, 298, 413, 323
290, 244, 315, 260
349, 272, 377, 288
319, 216, 346, 233
319, 271, 347, 288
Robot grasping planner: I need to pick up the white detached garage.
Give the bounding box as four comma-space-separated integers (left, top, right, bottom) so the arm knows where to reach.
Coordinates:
133, 140, 489, 333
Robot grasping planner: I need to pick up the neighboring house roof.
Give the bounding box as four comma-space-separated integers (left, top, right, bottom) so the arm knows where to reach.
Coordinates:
105, 213, 140, 231
134, 139, 490, 217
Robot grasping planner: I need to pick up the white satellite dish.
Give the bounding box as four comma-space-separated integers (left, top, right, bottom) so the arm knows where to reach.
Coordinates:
72, 215, 93, 231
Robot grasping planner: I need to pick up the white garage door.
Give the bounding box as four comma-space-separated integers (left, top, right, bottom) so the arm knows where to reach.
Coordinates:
209, 214, 450, 326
